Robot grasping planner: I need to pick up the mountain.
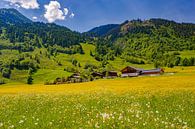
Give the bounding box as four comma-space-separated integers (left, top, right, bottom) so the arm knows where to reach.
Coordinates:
93, 19, 195, 67
0, 8, 85, 49
0, 8, 32, 24
88, 19, 195, 39
86, 24, 119, 37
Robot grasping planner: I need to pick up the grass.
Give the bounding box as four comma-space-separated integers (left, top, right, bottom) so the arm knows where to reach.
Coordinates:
0, 67, 195, 128
179, 50, 195, 58
55, 43, 100, 67
168, 50, 195, 58
32, 69, 72, 84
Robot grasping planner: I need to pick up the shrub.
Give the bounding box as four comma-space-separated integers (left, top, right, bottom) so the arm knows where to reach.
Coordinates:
0, 79, 5, 85
126, 57, 145, 64
2, 68, 11, 79
27, 75, 33, 84
182, 58, 190, 66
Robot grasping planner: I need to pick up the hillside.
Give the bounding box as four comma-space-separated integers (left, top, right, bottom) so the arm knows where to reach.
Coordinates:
0, 8, 32, 24
0, 8, 84, 48
1, 8, 195, 85
89, 19, 195, 68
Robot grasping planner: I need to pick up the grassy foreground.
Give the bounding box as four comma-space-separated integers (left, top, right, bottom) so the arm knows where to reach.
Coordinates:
0, 67, 195, 129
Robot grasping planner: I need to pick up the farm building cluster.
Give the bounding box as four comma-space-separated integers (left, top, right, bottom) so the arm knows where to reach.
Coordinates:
48, 66, 164, 85
70, 66, 164, 79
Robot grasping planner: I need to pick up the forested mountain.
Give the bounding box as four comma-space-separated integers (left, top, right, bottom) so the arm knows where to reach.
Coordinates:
86, 24, 119, 37
89, 19, 195, 67
0, 8, 32, 24
0, 8, 85, 48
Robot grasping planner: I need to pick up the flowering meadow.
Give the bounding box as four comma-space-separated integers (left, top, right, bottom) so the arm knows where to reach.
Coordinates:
0, 67, 195, 129
0, 91, 194, 129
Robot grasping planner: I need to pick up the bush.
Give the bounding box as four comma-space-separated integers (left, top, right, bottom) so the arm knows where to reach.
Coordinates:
0, 79, 5, 85
126, 57, 145, 64
2, 68, 11, 79
72, 59, 78, 66
182, 58, 190, 66
27, 75, 33, 84
84, 63, 97, 69
173, 51, 180, 56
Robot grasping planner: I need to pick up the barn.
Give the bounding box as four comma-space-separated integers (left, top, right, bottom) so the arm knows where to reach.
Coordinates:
121, 66, 143, 77
141, 68, 164, 75
121, 66, 164, 77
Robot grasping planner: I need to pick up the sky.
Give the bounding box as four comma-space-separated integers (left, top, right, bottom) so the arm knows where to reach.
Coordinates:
0, 0, 195, 32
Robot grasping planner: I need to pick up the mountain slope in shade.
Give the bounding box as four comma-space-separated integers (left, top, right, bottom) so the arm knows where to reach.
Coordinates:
0, 8, 84, 48
0, 8, 32, 24
87, 24, 119, 37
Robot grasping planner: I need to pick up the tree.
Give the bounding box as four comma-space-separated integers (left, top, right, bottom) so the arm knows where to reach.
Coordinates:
189, 57, 195, 66
2, 68, 11, 79
182, 58, 190, 66
27, 75, 33, 84
90, 50, 93, 56
175, 57, 181, 66
72, 59, 78, 66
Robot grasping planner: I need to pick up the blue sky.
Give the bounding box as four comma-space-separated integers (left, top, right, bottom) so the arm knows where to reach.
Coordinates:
0, 0, 195, 32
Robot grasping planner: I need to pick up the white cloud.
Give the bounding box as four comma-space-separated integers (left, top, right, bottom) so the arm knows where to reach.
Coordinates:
69, 13, 75, 18
44, 1, 69, 23
64, 8, 69, 16
32, 16, 37, 20
4, 0, 39, 9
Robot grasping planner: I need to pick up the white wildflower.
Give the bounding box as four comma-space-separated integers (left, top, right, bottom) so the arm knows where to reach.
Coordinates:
0, 123, 3, 127
19, 120, 24, 124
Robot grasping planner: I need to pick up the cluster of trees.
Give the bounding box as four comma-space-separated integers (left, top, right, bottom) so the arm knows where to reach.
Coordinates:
0, 53, 40, 79
47, 45, 84, 56
0, 21, 85, 48
154, 53, 195, 68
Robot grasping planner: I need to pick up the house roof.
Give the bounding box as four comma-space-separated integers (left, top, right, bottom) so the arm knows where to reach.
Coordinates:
121, 66, 144, 72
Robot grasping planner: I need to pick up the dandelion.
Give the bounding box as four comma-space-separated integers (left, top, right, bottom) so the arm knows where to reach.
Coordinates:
35, 122, 38, 125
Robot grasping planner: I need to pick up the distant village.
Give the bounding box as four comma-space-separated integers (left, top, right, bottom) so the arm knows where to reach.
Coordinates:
46, 66, 164, 85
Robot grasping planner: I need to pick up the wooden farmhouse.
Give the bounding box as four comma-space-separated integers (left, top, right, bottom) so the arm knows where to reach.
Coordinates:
121, 66, 164, 77
121, 66, 143, 77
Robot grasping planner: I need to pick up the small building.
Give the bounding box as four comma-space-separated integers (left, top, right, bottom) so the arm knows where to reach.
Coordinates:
121, 66, 164, 77
69, 73, 81, 79
91, 72, 103, 78
121, 66, 143, 77
141, 68, 164, 76
102, 71, 118, 78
